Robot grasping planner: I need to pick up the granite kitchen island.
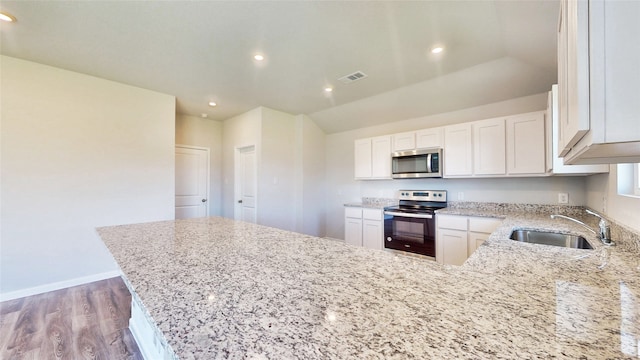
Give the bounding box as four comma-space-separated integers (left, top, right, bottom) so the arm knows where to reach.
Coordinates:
98, 215, 640, 359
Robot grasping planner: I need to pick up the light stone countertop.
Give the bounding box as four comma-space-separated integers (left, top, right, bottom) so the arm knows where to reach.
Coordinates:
98, 209, 640, 359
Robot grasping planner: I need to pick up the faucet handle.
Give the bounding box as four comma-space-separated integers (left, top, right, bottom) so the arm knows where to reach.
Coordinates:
585, 209, 615, 245
585, 209, 605, 221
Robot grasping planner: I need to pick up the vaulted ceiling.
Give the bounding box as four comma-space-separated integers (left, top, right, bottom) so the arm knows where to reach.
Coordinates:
0, 1, 559, 133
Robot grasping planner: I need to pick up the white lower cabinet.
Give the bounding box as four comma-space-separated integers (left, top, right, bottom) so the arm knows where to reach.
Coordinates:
437, 214, 502, 266
438, 228, 468, 266
467, 217, 502, 257
344, 207, 383, 250
344, 207, 363, 247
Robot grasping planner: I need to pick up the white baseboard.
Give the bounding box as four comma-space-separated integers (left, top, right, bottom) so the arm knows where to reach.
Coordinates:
0, 270, 122, 302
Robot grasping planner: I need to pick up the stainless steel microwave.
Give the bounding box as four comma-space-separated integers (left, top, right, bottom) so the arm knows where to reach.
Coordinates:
391, 148, 442, 178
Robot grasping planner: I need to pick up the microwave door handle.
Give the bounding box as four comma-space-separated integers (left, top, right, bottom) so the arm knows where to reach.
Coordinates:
426, 153, 432, 173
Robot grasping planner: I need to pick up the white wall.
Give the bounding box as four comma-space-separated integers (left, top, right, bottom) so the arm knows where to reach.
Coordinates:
324, 93, 589, 239
0, 56, 175, 295
175, 114, 223, 216
221, 107, 262, 218
586, 166, 640, 232
295, 114, 326, 237
259, 107, 297, 231
221, 107, 328, 236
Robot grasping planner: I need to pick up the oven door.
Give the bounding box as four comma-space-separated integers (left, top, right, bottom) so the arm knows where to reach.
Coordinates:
383, 211, 435, 257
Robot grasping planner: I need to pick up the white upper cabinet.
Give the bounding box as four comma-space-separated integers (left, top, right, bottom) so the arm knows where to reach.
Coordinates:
371, 136, 392, 178
557, 0, 590, 155
444, 123, 473, 177
416, 127, 444, 149
473, 117, 506, 176
392, 132, 416, 152
547, 85, 609, 175
558, 0, 640, 164
506, 111, 546, 175
354, 138, 373, 179
354, 136, 392, 180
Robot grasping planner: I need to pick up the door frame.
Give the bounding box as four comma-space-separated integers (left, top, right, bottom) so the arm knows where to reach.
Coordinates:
234, 145, 257, 222
175, 144, 210, 217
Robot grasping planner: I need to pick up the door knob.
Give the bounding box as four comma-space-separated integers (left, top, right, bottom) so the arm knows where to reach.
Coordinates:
201, 199, 207, 203
238, 200, 243, 204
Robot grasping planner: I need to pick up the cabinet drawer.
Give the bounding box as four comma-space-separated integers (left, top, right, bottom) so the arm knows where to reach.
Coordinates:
437, 215, 467, 231
345, 207, 362, 218
468, 217, 502, 234
362, 208, 382, 221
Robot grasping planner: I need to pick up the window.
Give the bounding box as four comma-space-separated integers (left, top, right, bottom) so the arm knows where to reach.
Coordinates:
617, 163, 640, 197
634, 163, 640, 196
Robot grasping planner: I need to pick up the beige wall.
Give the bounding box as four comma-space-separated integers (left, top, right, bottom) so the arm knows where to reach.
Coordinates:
175, 114, 223, 216
0, 56, 176, 296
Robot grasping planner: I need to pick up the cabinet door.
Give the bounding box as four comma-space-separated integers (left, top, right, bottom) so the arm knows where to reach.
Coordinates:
363, 219, 382, 250
345, 217, 363, 247
444, 123, 473, 176
473, 117, 506, 175
392, 132, 416, 152
437, 228, 468, 266
416, 127, 444, 149
468, 231, 490, 257
371, 136, 391, 178
354, 138, 372, 179
548, 86, 609, 174
506, 112, 546, 175
559, 0, 590, 155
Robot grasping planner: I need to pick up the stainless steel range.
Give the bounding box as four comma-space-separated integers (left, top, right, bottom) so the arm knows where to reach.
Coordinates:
383, 190, 447, 257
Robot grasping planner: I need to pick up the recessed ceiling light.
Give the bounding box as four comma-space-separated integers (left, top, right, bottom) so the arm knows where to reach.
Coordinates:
0, 12, 16, 22
208, 101, 217, 107
324, 87, 333, 93
431, 46, 444, 54
254, 54, 264, 61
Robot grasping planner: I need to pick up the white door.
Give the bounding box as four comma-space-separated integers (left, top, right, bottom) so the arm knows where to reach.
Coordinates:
235, 146, 257, 223
175, 146, 209, 219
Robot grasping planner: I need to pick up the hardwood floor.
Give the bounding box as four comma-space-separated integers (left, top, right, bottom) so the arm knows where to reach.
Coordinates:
0, 277, 143, 360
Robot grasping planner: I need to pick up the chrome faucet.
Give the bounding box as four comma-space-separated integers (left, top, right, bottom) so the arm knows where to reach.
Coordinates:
550, 209, 615, 246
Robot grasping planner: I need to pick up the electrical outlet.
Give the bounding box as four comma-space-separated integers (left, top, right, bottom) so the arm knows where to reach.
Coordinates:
558, 193, 569, 204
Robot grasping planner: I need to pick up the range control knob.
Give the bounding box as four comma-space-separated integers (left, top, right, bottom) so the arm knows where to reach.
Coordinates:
386, 237, 392, 241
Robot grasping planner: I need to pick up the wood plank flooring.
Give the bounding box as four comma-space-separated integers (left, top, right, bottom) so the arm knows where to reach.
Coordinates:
0, 277, 143, 360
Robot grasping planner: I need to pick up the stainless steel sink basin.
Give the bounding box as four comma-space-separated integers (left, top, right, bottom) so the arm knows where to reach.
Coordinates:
509, 230, 593, 249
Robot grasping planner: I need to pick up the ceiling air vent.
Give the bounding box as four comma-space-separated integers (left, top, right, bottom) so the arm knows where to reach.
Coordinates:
338, 71, 368, 84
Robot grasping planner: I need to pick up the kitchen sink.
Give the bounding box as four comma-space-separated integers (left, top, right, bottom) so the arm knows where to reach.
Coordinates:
509, 230, 593, 249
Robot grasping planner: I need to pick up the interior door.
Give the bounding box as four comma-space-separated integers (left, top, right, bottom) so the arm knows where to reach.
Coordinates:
235, 146, 257, 223
175, 146, 209, 219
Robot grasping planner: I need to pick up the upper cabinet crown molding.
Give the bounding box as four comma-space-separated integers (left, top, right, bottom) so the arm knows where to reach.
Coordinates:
557, 0, 640, 164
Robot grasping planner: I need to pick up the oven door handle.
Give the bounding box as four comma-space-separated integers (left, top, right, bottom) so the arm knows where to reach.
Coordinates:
384, 211, 433, 219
